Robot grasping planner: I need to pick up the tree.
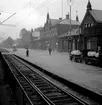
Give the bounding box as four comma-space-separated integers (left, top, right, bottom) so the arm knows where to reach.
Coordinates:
0, 37, 14, 48
19, 28, 31, 48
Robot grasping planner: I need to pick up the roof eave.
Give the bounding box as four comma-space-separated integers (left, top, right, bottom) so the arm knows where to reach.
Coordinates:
80, 10, 97, 27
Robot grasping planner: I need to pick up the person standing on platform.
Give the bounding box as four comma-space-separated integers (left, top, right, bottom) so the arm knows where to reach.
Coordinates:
48, 48, 52, 55
26, 48, 29, 57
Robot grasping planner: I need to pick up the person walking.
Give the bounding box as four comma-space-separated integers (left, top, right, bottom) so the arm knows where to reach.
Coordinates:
48, 48, 52, 55
26, 48, 29, 57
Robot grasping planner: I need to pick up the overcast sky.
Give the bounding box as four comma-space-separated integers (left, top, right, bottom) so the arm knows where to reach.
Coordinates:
0, 0, 101, 40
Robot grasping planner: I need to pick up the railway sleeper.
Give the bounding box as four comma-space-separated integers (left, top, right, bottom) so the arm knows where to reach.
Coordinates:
25, 88, 34, 92
33, 81, 48, 85
23, 83, 29, 88
29, 77, 49, 83
30, 96, 48, 105
36, 85, 53, 89
32, 100, 46, 105
21, 71, 33, 74
31, 97, 42, 101
27, 91, 37, 96
34, 84, 50, 87
31, 80, 45, 84
56, 102, 79, 105
30, 94, 41, 99
47, 95, 69, 100
52, 97, 74, 102
45, 92, 62, 97
19, 80, 30, 85
29, 78, 58, 89
38, 86, 54, 89
53, 98, 79, 105
41, 89, 57, 94
19, 80, 29, 84
20, 82, 31, 88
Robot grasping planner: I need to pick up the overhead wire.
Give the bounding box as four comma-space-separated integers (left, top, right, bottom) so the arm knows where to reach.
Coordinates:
29, 0, 52, 16
35, 0, 51, 11
0, 0, 53, 39
1, 0, 52, 26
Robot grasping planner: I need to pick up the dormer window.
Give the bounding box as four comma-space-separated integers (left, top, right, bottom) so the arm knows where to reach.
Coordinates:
91, 23, 94, 27
84, 24, 87, 27
87, 23, 89, 27
85, 23, 94, 28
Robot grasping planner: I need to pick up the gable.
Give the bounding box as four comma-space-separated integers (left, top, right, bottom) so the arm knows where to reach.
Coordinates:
44, 19, 51, 29
81, 11, 96, 28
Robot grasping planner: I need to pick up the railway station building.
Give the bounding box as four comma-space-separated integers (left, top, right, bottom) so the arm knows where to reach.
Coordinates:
31, 0, 102, 53
79, 0, 102, 52
33, 12, 80, 52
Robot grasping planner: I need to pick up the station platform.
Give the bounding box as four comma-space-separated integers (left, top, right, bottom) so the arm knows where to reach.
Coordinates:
9, 48, 102, 95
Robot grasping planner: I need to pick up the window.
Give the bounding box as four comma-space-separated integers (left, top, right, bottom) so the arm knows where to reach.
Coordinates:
87, 37, 97, 50
87, 39, 91, 49
87, 23, 89, 27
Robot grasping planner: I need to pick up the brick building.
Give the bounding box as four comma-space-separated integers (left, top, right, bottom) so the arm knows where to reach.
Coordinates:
37, 12, 80, 52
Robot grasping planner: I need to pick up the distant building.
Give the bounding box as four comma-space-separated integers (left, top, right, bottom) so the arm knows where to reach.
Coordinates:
31, 27, 43, 49
37, 12, 80, 51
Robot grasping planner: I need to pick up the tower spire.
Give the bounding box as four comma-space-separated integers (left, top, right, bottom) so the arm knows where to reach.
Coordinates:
47, 12, 49, 19
87, 0, 92, 11
47, 7, 49, 19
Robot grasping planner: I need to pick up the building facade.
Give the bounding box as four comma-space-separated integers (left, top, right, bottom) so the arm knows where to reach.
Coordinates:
80, 0, 102, 52
31, 27, 43, 49
36, 12, 80, 52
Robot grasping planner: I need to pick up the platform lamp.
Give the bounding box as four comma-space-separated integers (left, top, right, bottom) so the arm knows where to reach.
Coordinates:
30, 28, 33, 49
67, 0, 74, 53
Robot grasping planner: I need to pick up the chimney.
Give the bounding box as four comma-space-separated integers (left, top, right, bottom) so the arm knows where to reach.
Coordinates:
66, 12, 69, 19
76, 11, 79, 22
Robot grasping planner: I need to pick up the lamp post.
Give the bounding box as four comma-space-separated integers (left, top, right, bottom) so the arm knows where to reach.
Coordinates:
46, 41, 48, 50
67, 0, 74, 53
39, 43, 41, 49
56, 42, 58, 51
30, 28, 33, 49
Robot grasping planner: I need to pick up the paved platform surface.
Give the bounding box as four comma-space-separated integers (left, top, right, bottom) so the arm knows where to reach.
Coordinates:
9, 48, 102, 95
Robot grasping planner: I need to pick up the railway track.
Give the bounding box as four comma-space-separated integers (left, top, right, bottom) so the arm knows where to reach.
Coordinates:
3, 54, 98, 105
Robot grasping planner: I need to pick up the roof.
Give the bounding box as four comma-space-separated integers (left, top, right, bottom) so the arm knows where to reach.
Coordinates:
90, 9, 102, 23
35, 27, 43, 31
59, 28, 80, 38
59, 19, 80, 25
70, 29, 80, 36
49, 19, 61, 26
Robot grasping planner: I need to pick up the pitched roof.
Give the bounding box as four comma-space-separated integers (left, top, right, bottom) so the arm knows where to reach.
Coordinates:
59, 28, 80, 38
90, 9, 102, 23
49, 19, 61, 26
46, 18, 80, 27
70, 28, 80, 36
59, 19, 80, 25
35, 27, 43, 31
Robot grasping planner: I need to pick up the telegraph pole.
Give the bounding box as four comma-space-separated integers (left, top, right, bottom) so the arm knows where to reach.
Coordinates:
62, 0, 63, 18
